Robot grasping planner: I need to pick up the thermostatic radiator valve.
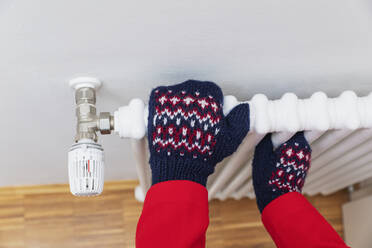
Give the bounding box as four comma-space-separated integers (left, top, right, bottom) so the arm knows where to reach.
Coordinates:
68, 77, 114, 196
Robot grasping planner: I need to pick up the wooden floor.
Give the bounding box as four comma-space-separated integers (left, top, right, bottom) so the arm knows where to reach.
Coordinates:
0, 180, 348, 248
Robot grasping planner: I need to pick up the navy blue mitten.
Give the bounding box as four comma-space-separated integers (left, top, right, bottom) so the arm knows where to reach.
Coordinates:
252, 132, 312, 213
148, 80, 250, 186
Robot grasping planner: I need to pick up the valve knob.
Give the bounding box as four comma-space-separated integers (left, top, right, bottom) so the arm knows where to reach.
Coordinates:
68, 139, 104, 196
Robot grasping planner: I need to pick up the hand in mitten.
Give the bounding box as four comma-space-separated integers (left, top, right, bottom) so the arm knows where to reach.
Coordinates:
148, 80, 250, 186
252, 132, 311, 213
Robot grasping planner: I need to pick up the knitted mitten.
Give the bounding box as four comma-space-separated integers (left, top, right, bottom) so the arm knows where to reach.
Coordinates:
252, 132, 311, 213
148, 80, 250, 186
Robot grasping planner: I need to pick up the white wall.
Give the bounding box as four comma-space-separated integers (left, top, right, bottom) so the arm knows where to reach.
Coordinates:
343, 194, 372, 247
1, 0, 372, 186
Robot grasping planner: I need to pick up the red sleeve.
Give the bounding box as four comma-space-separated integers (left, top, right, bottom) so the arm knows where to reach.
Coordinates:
136, 180, 209, 248
262, 192, 350, 248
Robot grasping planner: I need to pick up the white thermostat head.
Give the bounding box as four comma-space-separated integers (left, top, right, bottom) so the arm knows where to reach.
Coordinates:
68, 139, 105, 196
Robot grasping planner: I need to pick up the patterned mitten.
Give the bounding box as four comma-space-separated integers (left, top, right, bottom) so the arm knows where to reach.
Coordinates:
148, 80, 250, 186
252, 132, 311, 213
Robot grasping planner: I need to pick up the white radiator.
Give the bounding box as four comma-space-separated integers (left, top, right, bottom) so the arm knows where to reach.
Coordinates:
131, 91, 372, 201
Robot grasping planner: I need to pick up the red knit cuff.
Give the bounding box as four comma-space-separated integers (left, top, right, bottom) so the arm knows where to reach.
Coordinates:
137, 180, 209, 248
261, 192, 349, 248
262, 192, 310, 218
144, 180, 208, 207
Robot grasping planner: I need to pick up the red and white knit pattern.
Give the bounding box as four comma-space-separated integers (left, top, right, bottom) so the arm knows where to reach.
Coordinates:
269, 142, 311, 193
152, 90, 222, 159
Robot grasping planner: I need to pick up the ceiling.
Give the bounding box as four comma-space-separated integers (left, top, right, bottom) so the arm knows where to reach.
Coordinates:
1, 0, 372, 186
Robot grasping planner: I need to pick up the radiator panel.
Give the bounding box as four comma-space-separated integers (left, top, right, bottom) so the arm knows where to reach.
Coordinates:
132, 91, 372, 201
